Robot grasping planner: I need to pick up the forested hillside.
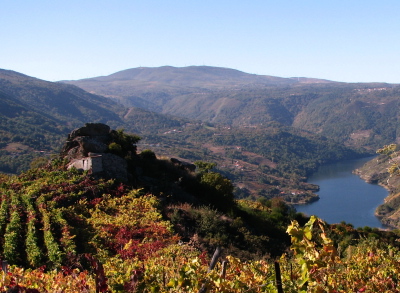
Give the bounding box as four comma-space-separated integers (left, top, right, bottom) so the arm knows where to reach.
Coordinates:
64, 66, 400, 150
138, 122, 363, 203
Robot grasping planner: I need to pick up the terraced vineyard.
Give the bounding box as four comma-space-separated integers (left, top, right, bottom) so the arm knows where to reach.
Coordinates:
0, 162, 169, 269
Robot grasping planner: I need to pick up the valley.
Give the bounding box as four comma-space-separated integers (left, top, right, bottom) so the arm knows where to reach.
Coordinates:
1, 66, 400, 291
0, 65, 399, 215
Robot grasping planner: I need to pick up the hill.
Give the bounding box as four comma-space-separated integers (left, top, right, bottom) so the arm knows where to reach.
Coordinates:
0, 123, 300, 268
0, 69, 124, 126
0, 68, 365, 205
355, 146, 400, 229
0, 70, 188, 173
0, 124, 399, 292
60, 66, 333, 118
62, 65, 328, 90
138, 122, 363, 203
63, 66, 400, 150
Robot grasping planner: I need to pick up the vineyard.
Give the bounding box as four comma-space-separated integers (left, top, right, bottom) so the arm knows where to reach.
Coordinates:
0, 160, 398, 293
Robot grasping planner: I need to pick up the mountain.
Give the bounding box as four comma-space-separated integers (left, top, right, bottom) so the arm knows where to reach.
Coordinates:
62, 65, 330, 89
2, 68, 400, 291
0, 68, 364, 203
63, 66, 400, 150
142, 122, 364, 204
61, 66, 333, 114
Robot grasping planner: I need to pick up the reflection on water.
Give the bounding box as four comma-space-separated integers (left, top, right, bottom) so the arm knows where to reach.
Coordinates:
294, 157, 387, 228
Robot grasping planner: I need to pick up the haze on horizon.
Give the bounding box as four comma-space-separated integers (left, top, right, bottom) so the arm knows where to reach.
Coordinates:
1, 1, 400, 84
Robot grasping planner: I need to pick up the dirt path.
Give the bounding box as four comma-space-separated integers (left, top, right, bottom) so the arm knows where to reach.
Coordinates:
124, 107, 133, 119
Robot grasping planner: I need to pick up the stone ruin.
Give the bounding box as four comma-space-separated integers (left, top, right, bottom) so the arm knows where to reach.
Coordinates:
61, 123, 129, 182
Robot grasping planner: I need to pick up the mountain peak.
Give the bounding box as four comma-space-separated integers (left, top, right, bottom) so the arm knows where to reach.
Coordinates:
64, 65, 334, 90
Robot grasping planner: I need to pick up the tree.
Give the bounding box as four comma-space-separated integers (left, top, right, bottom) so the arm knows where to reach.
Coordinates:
194, 161, 216, 174
200, 172, 234, 202
109, 129, 141, 158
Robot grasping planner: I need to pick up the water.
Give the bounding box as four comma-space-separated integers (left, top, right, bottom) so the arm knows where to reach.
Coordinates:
294, 157, 388, 228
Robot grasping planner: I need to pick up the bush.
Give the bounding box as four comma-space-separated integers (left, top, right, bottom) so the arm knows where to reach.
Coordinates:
139, 149, 156, 160
108, 142, 122, 156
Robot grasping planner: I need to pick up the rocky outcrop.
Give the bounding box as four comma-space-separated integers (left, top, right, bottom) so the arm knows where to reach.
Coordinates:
170, 158, 196, 172
62, 123, 129, 182
61, 123, 111, 160
69, 123, 111, 139
355, 155, 400, 229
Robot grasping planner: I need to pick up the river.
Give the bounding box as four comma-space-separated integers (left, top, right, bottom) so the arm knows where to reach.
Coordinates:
294, 157, 388, 228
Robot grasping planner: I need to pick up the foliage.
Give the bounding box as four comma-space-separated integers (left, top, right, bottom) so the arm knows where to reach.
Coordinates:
3, 193, 24, 266
199, 172, 234, 208
284, 216, 400, 292
0, 167, 122, 268
139, 149, 157, 160
88, 190, 177, 261
109, 129, 141, 158
1, 215, 400, 292
0, 121, 398, 291
194, 161, 217, 174
0, 266, 96, 292
108, 142, 123, 156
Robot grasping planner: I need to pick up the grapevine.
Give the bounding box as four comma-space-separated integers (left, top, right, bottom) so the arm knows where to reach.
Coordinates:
3, 193, 24, 266
39, 203, 64, 267
0, 192, 10, 254
21, 190, 44, 268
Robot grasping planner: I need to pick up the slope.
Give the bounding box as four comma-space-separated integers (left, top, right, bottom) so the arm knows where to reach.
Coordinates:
0, 69, 124, 126
0, 124, 399, 292
63, 66, 400, 150
0, 68, 368, 208
0, 69, 127, 173
355, 148, 400, 229
61, 65, 333, 113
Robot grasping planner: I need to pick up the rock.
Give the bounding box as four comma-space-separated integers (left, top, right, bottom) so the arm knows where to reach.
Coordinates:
170, 158, 196, 172
65, 146, 86, 161
61, 123, 129, 182
75, 137, 108, 154
69, 123, 110, 140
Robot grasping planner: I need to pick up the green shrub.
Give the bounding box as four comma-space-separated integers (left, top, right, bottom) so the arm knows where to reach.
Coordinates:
108, 142, 123, 156
140, 149, 156, 160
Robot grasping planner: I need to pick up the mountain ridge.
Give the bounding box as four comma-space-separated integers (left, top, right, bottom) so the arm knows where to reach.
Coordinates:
62, 65, 335, 87
62, 66, 400, 150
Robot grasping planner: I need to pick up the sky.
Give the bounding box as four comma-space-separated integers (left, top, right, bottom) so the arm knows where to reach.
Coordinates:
1, 1, 400, 83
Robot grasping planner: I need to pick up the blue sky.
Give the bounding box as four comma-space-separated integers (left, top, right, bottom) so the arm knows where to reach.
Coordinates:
1, 1, 400, 83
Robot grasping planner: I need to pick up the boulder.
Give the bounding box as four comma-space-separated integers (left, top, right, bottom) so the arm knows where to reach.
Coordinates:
75, 137, 108, 154
170, 158, 196, 172
61, 123, 129, 182
69, 123, 110, 140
